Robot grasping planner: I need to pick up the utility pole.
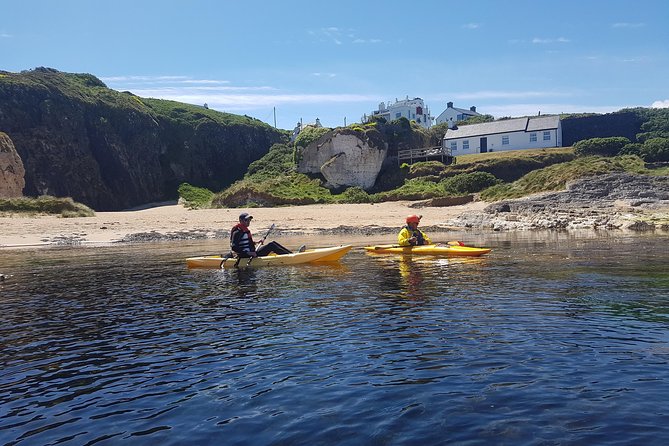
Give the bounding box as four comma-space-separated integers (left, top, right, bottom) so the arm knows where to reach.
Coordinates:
273, 107, 277, 128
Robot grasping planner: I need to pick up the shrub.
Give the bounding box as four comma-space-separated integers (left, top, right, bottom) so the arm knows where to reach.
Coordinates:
640, 137, 669, 162
0, 196, 94, 217
337, 186, 372, 203
573, 137, 631, 157
177, 182, 214, 209
294, 126, 330, 149
408, 161, 446, 178
441, 172, 501, 194
620, 143, 643, 157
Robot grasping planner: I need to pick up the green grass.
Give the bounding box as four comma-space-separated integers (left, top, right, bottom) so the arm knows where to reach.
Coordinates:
480, 155, 648, 201
177, 183, 214, 209
0, 196, 95, 217
454, 147, 575, 165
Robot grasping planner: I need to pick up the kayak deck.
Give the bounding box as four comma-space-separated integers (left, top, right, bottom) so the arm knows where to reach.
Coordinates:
186, 245, 353, 268
364, 244, 491, 257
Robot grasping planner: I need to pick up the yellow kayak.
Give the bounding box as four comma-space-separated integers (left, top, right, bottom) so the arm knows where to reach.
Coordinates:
364, 244, 491, 257
187, 245, 353, 268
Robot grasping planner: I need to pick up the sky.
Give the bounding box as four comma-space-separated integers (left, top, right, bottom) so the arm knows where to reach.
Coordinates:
2, 0, 668, 130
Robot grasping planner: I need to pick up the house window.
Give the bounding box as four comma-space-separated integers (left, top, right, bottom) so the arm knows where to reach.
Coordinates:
530, 132, 537, 142
502, 136, 510, 145
396, 112, 402, 118
463, 140, 469, 150
450, 141, 457, 151
543, 131, 551, 141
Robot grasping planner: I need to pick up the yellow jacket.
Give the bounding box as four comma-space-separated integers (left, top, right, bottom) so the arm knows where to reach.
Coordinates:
398, 226, 432, 246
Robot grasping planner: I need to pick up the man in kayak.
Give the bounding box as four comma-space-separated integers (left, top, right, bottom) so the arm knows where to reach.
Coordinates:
398, 214, 432, 246
231, 213, 293, 258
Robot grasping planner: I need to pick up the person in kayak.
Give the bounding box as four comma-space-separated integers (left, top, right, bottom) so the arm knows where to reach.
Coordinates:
398, 214, 432, 246
230, 213, 293, 258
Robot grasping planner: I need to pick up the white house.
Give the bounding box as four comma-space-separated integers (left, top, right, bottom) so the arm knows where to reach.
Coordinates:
367, 96, 433, 128
435, 102, 481, 128
443, 116, 562, 155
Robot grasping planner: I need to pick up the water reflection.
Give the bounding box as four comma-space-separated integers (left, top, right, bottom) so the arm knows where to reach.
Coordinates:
1, 234, 669, 445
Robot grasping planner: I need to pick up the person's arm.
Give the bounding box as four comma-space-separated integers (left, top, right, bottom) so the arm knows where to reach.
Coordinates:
398, 227, 413, 246
422, 231, 432, 245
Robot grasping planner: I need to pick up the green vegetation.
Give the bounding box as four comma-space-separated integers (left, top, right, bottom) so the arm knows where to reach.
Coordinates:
574, 137, 631, 157
294, 126, 330, 149
480, 155, 648, 201
574, 135, 669, 162
177, 183, 214, 209
441, 172, 501, 195
212, 143, 335, 207
0, 196, 95, 217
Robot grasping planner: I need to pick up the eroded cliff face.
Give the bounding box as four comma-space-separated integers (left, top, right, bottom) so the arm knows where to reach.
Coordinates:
298, 129, 388, 190
0, 68, 286, 210
0, 132, 25, 197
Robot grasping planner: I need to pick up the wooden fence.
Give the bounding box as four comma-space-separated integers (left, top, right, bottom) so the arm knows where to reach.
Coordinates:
397, 146, 453, 165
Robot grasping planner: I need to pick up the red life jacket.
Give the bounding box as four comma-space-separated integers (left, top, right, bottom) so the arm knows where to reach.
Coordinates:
230, 223, 255, 253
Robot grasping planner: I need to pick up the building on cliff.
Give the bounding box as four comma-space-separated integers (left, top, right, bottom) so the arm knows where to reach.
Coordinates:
435, 102, 481, 128
443, 115, 562, 155
365, 97, 433, 128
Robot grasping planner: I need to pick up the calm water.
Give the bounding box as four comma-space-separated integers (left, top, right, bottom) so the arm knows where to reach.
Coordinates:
1, 231, 668, 445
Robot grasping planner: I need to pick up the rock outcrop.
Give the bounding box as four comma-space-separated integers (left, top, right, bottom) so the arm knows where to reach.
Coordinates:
0, 68, 286, 210
0, 132, 25, 197
449, 173, 669, 231
298, 129, 387, 190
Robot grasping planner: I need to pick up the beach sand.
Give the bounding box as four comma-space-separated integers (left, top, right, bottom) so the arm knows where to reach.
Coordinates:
0, 201, 488, 248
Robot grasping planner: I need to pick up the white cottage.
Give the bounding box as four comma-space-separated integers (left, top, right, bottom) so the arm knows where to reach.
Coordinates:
367, 96, 433, 128
435, 102, 481, 128
443, 116, 562, 155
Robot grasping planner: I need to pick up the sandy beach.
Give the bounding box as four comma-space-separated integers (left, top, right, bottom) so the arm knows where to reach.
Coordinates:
0, 201, 488, 248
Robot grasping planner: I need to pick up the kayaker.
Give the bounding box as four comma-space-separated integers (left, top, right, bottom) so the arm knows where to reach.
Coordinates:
230, 213, 293, 258
398, 214, 432, 246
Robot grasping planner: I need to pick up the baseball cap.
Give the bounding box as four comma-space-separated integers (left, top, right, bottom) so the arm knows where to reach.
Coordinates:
239, 212, 253, 221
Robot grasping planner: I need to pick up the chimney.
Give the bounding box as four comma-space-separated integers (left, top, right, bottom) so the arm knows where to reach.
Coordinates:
447, 101, 453, 108
470, 106, 476, 112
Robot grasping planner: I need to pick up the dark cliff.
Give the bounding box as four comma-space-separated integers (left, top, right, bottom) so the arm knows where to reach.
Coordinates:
0, 68, 287, 210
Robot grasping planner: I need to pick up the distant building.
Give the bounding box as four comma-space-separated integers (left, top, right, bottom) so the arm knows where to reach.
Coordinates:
290, 118, 323, 142
435, 102, 481, 128
443, 116, 562, 155
366, 96, 433, 128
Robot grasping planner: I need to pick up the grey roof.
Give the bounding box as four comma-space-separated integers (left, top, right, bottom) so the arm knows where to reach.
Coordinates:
450, 107, 480, 116
444, 115, 560, 139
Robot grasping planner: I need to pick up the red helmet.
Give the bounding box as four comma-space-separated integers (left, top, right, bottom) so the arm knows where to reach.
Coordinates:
406, 214, 421, 224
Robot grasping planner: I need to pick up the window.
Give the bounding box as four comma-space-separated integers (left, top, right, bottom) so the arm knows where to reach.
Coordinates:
463, 140, 469, 150
543, 131, 551, 141
530, 132, 537, 142
502, 136, 510, 145
450, 141, 457, 151
396, 112, 402, 118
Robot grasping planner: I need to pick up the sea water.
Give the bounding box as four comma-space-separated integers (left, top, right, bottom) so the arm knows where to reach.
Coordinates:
1, 231, 668, 445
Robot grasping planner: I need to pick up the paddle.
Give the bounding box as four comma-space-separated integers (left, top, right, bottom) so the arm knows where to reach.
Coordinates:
245, 223, 276, 267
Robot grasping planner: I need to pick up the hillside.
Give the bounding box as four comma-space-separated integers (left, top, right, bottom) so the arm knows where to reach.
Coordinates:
0, 68, 287, 210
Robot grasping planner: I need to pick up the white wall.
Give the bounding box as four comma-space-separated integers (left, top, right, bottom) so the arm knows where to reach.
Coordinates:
446, 126, 561, 155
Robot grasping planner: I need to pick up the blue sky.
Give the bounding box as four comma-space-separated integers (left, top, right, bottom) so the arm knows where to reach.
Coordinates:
2, 0, 668, 130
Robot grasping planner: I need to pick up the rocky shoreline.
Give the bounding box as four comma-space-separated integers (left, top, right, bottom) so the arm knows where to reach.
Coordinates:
450, 173, 669, 231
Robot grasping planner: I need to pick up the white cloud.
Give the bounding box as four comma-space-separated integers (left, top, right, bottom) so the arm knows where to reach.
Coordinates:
612, 22, 645, 28
0, 33, 12, 38
312, 73, 337, 78
462, 23, 480, 29
532, 37, 570, 44
651, 100, 669, 109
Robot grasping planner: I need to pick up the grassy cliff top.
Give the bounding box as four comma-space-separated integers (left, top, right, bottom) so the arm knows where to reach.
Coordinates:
0, 67, 283, 132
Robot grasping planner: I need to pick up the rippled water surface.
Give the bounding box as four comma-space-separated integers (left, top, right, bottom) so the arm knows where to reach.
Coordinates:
1, 232, 668, 445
